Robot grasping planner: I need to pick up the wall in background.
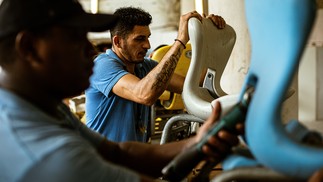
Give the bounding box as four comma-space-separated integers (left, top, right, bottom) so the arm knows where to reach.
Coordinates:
0, 0, 322, 126
318, 0, 323, 8
80, 0, 181, 50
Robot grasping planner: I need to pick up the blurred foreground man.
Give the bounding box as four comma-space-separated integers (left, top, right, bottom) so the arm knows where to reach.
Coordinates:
0, 0, 244, 181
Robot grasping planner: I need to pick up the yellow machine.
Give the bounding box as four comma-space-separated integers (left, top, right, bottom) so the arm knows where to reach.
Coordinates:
151, 43, 192, 110
150, 44, 192, 140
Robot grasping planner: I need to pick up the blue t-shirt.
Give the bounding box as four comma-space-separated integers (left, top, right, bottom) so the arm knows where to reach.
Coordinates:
85, 49, 158, 142
0, 88, 140, 182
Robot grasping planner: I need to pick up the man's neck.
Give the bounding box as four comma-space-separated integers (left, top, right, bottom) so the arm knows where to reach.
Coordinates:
111, 47, 136, 74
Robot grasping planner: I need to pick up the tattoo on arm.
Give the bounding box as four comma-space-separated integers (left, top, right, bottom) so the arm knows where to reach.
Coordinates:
152, 49, 182, 90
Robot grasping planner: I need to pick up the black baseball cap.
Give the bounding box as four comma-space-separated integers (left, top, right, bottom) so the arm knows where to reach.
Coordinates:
0, 0, 118, 38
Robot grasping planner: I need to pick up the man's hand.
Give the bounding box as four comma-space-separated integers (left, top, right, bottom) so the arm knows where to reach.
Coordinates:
195, 101, 244, 159
176, 12, 226, 48
177, 11, 203, 45
206, 14, 226, 29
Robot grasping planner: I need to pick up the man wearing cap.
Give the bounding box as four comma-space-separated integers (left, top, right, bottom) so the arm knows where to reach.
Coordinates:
0, 0, 245, 181
85, 7, 226, 142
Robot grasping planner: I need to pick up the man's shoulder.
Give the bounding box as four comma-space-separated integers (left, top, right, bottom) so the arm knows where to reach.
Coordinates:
94, 51, 124, 67
95, 51, 115, 62
0, 115, 96, 181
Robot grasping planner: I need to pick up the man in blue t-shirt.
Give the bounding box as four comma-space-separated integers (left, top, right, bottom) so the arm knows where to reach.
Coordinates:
86, 7, 227, 142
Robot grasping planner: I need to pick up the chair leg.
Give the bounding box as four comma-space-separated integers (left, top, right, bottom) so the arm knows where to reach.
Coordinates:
160, 114, 203, 144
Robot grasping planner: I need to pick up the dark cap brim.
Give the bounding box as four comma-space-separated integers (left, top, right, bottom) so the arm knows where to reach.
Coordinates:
61, 13, 118, 32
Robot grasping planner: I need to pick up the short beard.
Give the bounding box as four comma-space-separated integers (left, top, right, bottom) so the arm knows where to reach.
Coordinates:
120, 42, 144, 64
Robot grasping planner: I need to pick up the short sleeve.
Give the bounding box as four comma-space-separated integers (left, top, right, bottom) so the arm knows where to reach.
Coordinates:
90, 53, 128, 97
22, 136, 141, 182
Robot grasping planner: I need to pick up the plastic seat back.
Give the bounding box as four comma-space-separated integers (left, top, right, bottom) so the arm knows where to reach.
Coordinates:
238, 0, 321, 179
183, 17, 236, 120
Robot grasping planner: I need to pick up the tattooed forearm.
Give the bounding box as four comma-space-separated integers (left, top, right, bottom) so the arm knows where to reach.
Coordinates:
152, 49, 182, 90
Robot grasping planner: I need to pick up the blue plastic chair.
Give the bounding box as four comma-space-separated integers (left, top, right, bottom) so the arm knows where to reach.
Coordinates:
221, 0, 323, 180
161, 1, 322, 181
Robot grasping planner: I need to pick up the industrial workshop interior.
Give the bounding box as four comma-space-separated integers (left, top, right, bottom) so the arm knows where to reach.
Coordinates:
1, 0, 323, 181
75, 0, 323, 181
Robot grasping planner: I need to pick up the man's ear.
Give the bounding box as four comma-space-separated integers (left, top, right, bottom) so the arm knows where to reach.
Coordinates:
15, 31, 39, 64
112, 35, 121, 48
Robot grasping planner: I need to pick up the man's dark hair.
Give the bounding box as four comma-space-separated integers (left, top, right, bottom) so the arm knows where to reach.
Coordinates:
110, 7, 152, 39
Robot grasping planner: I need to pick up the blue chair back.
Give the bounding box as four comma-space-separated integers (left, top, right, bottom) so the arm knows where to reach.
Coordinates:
239, 0, 321, 179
